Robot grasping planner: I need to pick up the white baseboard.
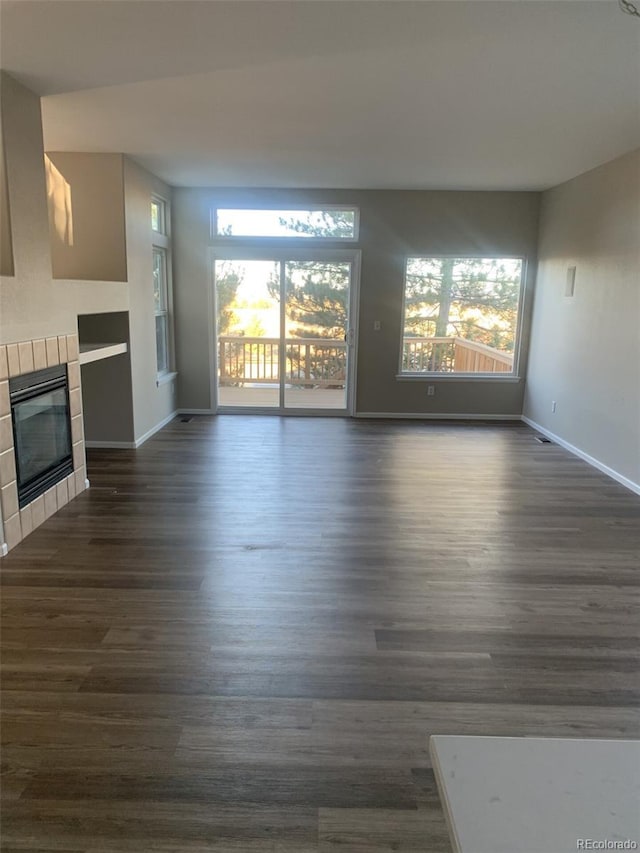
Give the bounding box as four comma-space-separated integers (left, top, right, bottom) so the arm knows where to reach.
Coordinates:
1, 542, 8, 558
356, 412, 522, 421
177, 408, 215, 415
86, 411, 178, 451
521, 416, 640, 496
133, 411, 178, 447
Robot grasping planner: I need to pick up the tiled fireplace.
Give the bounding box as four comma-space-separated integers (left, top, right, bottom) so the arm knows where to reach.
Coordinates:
0, 333, 87, 555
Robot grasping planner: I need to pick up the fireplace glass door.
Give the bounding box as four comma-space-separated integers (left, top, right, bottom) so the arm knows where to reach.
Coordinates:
10, 365, 74, 508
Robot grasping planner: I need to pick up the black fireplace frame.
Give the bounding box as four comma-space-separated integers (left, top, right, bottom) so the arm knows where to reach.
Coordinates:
9, 365, 74, 509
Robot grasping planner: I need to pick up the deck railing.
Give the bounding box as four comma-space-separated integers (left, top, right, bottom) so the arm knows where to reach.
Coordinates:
218, 335, 513, 386
402, 337, 514, 374
218, 337, 347, 387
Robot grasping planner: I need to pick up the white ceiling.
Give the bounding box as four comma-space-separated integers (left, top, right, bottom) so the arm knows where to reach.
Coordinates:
1, 0, 639, 190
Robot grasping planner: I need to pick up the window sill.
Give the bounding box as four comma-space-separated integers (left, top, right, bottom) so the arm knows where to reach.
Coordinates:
396, 373, 522, 383
156, 371, 177, 387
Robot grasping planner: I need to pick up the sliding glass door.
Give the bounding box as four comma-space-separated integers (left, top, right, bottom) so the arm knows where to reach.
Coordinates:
283, 259, 350, 411
215, 259, 281, 408
214, 250, 357, 414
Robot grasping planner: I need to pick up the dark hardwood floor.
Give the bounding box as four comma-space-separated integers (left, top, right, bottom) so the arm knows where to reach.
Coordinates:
1, 416, 639, 852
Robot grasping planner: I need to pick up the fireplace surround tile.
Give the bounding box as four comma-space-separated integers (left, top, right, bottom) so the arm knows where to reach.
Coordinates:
56, 477, 69, 509
71, 414, 84, 445
0, 415, 12, 453
30, 494, 45, 529
75, 466, 87, 496
58, 336, 68, 363
6, 343, 20, 377
66, 334, 79, 361
33, 338, 47, 371
18, 341, 35, 375
43, 485, 58, 520
0, 449, 16, 484
72, 440, 84, 470
3, 512, 21, 551
69, 387, 82, 418
0, 380, 8, 417
0, 346, 8, 381
66, 471, 76, 501
1, 481, 18, 519
45, 337, 60, 367
20, 503, 33, 538
67, 360, 80, 391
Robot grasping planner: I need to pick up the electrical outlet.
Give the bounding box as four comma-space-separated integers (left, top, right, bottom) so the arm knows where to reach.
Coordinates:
427, 385, 435, 397
551, 401, 557, 413
373, 320, 381, 331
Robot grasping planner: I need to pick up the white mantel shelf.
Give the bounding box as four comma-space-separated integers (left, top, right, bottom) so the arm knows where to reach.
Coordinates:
79, 342, 128, 365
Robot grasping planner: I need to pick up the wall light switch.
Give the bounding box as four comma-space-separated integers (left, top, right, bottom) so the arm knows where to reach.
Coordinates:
373, 320, 381, 331
565, 266, 576, 297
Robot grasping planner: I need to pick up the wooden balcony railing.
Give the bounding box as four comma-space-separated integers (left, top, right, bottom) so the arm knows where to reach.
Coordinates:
218, 337, 347, 388
402, 337, 514, 374
218, 335, 513, 387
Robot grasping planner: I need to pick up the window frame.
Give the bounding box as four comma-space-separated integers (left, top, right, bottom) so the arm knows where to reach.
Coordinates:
151, 195, 167, 236
397, 254, 527, 381
210, 205, 360, 243
152, 245, 172, 378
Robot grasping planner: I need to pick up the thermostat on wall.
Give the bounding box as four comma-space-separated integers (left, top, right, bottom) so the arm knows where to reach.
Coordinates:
565, 266, 576, 297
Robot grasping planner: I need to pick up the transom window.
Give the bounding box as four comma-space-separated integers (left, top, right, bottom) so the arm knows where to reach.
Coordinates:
401, 257, 524, 376
214, 208, 358, 240
151, 196, 166, 234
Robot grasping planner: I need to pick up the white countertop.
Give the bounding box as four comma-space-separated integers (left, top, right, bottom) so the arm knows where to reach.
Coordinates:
78, 342, 128, 365
429, 735, 640, 853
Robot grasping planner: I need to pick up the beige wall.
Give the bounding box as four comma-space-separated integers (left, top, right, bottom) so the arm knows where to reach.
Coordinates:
172, 187, 540, 414
46, 152, 127, 282
0, 115, 13, 277
0, 73, 129, 344
524, 149, 640, 488
0, 73, 176, 452
0, 73, 55, 342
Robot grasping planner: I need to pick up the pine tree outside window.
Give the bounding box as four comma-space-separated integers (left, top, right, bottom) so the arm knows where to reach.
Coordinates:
400, 257, 524, 376
213, 208, 358, 240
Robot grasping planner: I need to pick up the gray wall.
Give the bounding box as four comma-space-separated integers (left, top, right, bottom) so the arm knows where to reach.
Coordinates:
124, 157, 177, 441
173, 187, 540, 415
78, 312, 134, 444
74, 158, 177, 445
524, 149, 640, 488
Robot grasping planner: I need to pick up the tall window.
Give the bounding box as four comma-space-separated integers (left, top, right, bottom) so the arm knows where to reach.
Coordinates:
401, 257, 524, 376
153, 247, 170, 375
